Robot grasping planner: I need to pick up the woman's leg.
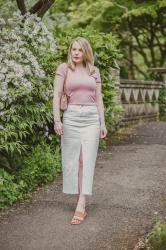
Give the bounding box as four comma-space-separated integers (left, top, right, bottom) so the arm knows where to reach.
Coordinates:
76, 145, 86, 212
71, 146, 86, 224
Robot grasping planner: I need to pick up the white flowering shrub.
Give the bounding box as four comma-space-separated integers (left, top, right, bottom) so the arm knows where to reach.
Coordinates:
0, 11, 56, 161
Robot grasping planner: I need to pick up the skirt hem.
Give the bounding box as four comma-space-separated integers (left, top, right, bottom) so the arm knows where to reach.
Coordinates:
63, 191, 92, 196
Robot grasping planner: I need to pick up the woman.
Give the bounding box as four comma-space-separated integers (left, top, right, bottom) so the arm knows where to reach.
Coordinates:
53, 37, 107, 225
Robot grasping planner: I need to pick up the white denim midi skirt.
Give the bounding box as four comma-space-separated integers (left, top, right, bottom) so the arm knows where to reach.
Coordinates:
61, 104, 100, 195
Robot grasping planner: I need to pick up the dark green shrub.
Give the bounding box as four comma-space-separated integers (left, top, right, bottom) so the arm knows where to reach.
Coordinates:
0, 12, 56, 170
148, 221, 166, 250
15, 143, 61, 193
0, 143, 61, 209
159, 85, 166, 114
0, 19, 122, 209
0, 169, 22, 209
52, 26, 123, 130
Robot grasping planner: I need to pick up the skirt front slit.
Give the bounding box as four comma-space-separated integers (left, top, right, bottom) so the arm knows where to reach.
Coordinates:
61, 104, 100, 195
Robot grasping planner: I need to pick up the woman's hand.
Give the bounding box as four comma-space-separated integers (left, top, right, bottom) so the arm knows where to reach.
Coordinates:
100, 124, 107, 139
54, 121, 63, 135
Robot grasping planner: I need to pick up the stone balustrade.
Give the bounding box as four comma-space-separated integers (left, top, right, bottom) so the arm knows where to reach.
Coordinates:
109, 68, 164, 123
120, 79, 163, 122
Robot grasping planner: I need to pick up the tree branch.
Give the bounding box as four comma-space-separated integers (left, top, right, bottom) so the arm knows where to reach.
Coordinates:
30, 0, 55, 17
29, 0, 44, 14
133, 63, 147, 79
16, 0, 27, 15
149, 22, 156, 67
128, 20, 150, 67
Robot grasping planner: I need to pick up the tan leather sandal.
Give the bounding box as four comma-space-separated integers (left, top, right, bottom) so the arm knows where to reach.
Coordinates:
70, 210, 87, 225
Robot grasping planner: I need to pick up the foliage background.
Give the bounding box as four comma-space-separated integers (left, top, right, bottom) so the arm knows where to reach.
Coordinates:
0, 1, 165, 215
0, 1, 165, 248
0, 2, 122, 209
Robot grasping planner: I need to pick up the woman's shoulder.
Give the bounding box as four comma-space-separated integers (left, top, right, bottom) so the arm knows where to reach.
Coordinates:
57, 62, 68, 70
56, 62, 68, 76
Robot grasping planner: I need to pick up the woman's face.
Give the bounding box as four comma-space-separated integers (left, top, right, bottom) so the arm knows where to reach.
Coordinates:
71, 41, 84, 64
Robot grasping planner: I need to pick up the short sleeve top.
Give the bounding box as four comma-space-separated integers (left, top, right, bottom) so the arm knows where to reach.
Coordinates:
55, 62, 101, 105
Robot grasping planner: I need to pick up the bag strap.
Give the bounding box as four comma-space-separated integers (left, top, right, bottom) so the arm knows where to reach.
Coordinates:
63, 64, 68, 93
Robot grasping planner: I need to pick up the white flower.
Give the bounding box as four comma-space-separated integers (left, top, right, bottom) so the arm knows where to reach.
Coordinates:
39, 70, 45, 77
0, 89, 7, 97
0, 18, 6, 25
24, 66, 32, 75
22, 80, 32, 91
7, 18, 13, 24
6, 72, 15, 79
1, 67, 8, 74
45, 131, 49, 137
0, 10, 57, 117
0, 73, 5, 80
48, 135, 52, 140
0, 82, 8, 90
12, 81, 19, 87
23, 31, 29, 36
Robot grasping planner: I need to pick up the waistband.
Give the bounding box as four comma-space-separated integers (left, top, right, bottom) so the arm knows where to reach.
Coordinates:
68, 103, 96, 106
67, 104, 97, 110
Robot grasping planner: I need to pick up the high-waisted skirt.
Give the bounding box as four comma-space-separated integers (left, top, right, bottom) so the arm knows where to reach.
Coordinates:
61, 104, 100, 195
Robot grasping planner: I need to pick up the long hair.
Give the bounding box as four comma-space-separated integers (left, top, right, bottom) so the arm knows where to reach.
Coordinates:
67, 37, 95, 75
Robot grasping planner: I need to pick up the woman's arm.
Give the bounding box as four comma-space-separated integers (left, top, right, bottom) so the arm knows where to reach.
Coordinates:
96, 83, 106, 127
53, 75, 64, 123
95, 68, 106, 127
53, 63, 66, 123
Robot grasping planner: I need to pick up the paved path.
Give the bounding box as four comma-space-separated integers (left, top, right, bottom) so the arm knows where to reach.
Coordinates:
0, 121, 166, 250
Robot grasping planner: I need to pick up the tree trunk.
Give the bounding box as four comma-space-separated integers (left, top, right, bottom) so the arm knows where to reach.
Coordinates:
16, 0, 26, 15
30, 0, 55, 17
127, 39, 134, 79
15, 0, 55, 18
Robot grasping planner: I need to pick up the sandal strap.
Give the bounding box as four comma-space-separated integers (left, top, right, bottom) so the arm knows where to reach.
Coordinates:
73, 210, 86, 220
71, 216, 83, 222
70, 211, 87, 224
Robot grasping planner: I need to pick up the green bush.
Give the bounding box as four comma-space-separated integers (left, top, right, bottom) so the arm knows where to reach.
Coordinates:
0, 11, 56, 169
0, 143, 61, 209
15, 143, 61, 193
53, 26, 123, 130
0, 169, 22, 209
159, 85, 166, 114
39, 27, 123, 150
148, 221, 166, 250
0, 18, 122, 209
0, 15, 122, 166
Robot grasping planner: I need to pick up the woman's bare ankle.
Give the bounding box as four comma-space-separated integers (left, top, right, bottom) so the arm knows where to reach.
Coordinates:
76, 200, 86, 212
75, 204, 85, 213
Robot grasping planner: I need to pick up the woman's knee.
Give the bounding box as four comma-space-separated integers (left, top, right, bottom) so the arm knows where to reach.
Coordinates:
79, 158, 83, 167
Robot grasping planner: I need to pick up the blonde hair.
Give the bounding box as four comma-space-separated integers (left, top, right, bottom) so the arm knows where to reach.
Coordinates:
67, 37, 95, 75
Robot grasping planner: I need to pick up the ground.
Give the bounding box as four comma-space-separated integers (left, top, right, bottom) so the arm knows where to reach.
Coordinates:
0, 121, 166, 250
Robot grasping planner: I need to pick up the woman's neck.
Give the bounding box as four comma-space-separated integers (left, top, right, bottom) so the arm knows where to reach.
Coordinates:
75, 62, 86, 69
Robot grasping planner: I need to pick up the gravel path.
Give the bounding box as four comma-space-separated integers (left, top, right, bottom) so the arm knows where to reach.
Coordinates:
0, 121, 166, 250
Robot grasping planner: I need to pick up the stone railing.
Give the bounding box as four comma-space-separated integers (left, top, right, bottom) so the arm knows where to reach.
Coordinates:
109, 68, 163, 123
120, 79, 163, 122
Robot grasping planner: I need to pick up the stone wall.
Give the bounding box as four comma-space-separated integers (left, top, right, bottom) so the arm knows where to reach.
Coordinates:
109, 68, 163, 123
120, 79, 163, 122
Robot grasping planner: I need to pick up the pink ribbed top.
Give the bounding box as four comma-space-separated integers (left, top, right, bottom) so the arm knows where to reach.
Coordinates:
56, 63, 101, 105
53, 62, 105, 125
